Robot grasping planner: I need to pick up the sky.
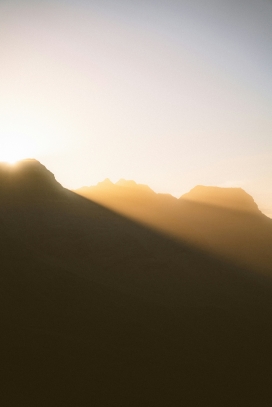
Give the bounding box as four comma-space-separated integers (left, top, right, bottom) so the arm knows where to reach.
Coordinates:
0, 0, 272, 215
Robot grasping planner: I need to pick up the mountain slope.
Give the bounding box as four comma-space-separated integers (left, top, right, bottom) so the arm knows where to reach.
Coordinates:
1, 161, 272, 406
77, 180, 272, 274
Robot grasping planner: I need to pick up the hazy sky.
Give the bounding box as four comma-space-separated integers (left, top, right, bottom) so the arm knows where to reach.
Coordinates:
1, 0, 272, 214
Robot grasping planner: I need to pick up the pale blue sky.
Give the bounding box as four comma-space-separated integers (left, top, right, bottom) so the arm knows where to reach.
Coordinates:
0, 0, 272, 214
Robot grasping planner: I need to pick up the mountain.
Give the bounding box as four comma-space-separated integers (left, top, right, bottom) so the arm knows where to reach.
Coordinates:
0, 159, 64, 199
1, 161, 272, 406
181, 185, 261, 214
77, 180, 272, 274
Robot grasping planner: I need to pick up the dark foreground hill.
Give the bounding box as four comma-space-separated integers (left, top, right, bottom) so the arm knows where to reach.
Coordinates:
1, 160, 272, 406
77, 180, 272, 274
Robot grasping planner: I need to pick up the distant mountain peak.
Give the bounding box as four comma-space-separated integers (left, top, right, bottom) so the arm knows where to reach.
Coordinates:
97, 178, 114, 188
115, 179, 154, 193
180, 185, 261, 214
116, 179, 137, 187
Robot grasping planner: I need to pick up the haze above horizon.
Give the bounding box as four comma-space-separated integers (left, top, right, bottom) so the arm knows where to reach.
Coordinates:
1, 0, 272, 216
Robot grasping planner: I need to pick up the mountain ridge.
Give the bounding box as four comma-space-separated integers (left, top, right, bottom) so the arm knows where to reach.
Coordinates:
1, 159, 272, 405
0, 159, 65, 200
181, 185, 261, 214
76, 175, 272, 274
78, 177, 262, 215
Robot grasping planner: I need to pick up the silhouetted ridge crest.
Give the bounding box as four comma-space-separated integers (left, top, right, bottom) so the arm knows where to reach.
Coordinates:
97, 178, 114, 188
180, 185, 261, 214
78, 178, 155, 195
0, 159, 64, 200
116, 179, 154, 193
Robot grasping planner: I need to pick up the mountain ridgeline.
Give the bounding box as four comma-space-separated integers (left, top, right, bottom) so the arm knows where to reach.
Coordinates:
76, 178, 272, 274
1, 160, 272, 406
0, 159, 64, 199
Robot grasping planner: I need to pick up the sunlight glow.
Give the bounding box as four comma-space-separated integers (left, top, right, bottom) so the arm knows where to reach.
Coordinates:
0, 137, 37, 164
0, 0, 271, 215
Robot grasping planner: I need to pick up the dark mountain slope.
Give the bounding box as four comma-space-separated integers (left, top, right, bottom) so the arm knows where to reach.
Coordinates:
1, 161, 272, 406
77, 180, 272, 274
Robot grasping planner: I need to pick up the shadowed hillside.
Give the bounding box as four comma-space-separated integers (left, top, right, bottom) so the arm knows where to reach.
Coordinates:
77, 180, 272, 274
1, 161, 272, 406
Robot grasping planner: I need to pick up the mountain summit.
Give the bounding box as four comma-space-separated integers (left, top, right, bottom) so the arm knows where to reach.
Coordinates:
0, 159, 64, 200
180, 185, 261, 214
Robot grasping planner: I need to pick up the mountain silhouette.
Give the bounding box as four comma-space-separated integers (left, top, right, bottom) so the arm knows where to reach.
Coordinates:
77, 180, 272, 274
1, 161, 272, 406
0, 159, 64, 200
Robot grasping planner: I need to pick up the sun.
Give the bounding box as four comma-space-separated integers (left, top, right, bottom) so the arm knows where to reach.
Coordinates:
3, 157, 19, 165
1, 140, 37, 164
1, 151, 27, 164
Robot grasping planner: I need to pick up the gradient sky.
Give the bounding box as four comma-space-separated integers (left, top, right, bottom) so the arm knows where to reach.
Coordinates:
1, 0, 272, 215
